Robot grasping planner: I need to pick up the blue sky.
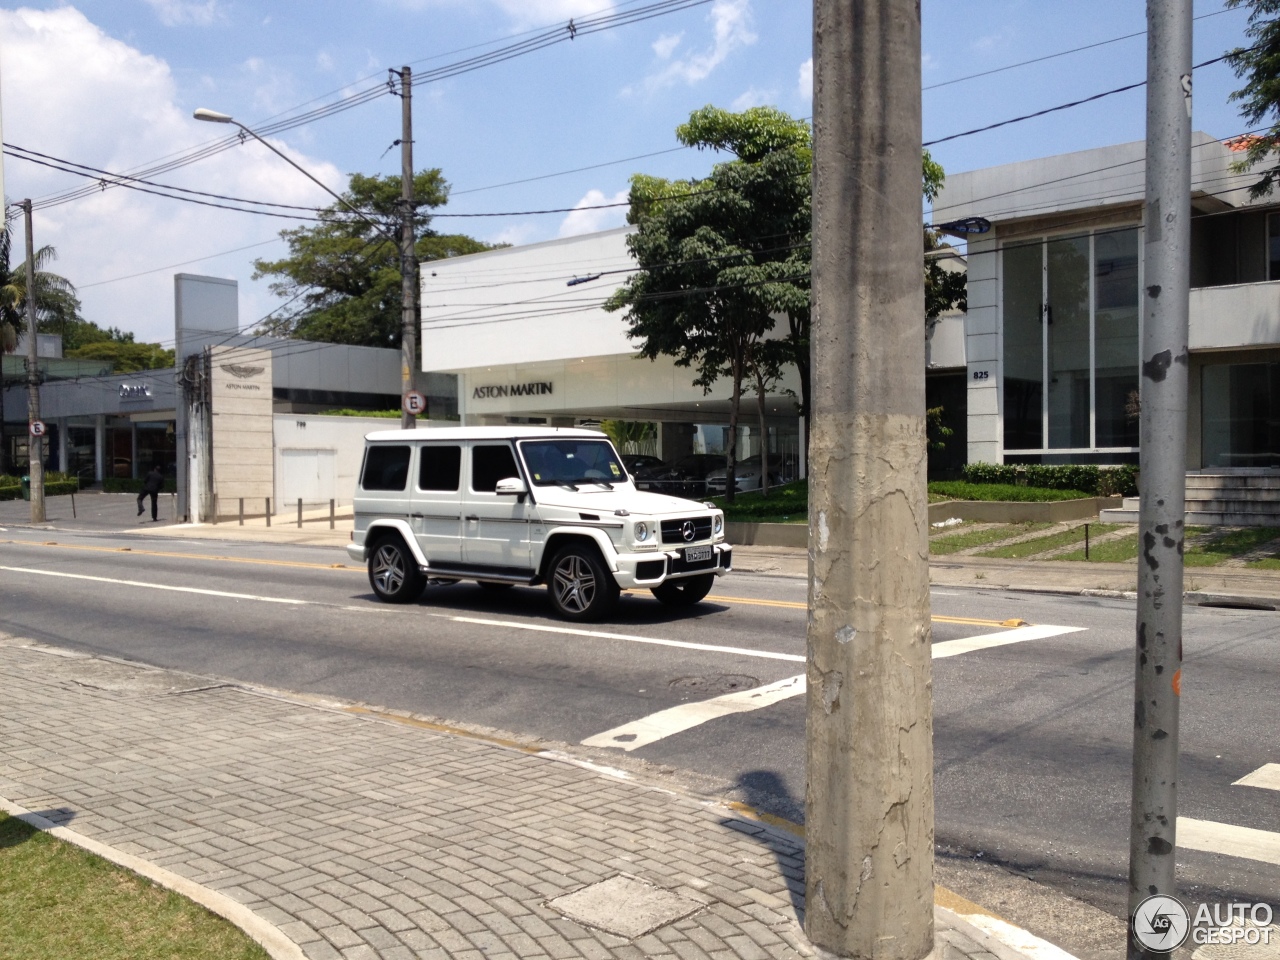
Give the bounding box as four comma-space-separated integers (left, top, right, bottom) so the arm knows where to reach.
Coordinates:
0, 0, 1260, 344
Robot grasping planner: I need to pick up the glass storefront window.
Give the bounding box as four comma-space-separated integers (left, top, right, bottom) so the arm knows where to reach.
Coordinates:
1095, 229, 1141, 447
1202, 362, 1280, 468
1002, 241, 1043, 449
1047, 236, 1091, 449
1002, 227, 1141, 455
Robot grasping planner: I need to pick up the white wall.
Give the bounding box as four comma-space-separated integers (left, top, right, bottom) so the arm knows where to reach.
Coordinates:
420, 227, 636, 371
964, 234, 1000, 464
1190, 280, 1280, 350
272, 414, 451, 507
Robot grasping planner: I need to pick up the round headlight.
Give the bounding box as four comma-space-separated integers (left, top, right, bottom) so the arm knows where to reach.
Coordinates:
635, 521, 650, 542
713, 515, 723, 534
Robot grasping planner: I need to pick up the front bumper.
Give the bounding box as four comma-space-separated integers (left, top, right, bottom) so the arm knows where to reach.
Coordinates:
610, 542, 732, 589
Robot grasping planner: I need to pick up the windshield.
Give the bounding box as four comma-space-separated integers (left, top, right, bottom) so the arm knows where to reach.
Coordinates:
519, 439, 627, 488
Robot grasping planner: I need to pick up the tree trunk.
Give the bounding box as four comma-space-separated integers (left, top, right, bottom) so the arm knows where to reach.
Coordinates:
756, 366, 770, 497
725, 353, 742, 504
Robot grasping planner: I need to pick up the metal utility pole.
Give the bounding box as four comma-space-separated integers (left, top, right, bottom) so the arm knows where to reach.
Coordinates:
806, 2, 933, 958
1127, 3, 1191, 955
22, 199, 44, 524
399, 66, 419, 430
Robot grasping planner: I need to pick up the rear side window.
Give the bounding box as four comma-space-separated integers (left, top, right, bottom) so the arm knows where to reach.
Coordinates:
419, 445, 462, 492
471, 444, 519, 492
361, 445, 411, 491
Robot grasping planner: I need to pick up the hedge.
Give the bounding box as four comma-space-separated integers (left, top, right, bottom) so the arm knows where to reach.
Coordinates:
961, 462, 1137, 498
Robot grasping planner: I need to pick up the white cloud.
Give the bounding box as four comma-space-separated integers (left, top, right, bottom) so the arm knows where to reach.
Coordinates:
558, 189, 628, 238
488, 223, 542, 247
798, 57, 812, 101
143, 0, 221, 27
643, 0, 756, 91
380, 0, 610, 29
0, 7, 341, 343
652, 31, 683, 59
731, 87, 774, 111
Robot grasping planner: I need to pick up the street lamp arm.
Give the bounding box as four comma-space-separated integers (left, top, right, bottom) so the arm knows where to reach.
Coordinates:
193, 108, 400, 245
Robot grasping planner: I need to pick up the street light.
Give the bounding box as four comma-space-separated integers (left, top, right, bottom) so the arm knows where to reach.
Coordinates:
193, 108, 397, 244
194, 102, 421, 429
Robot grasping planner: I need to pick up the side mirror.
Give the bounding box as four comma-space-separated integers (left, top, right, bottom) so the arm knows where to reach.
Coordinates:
495, 477, 528, 496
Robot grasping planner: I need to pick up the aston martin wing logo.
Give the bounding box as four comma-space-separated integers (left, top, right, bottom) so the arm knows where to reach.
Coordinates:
220, 363, 265, 379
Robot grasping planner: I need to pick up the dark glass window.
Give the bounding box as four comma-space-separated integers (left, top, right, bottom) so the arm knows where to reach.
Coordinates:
471, 444, 519, 492
1003, 241, 1044, 450
361, 445, 411, 491
1269, 212, 1280, 281
419, 445, 461, 491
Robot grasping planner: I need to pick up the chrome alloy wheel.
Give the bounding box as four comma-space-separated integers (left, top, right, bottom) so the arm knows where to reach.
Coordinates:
552, 553, 597, 614
372, 543, 407, 595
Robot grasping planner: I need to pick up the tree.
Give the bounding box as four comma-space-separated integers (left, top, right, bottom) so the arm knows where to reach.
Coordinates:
1226, 0, 1280, 196
0, 219, 83, 475
606, 106, 963, 500
253, 170, 494, 347
66, 340, 175, 373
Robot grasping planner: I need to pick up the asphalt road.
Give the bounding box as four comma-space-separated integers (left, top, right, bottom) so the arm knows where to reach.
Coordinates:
0, 524, 1275, 960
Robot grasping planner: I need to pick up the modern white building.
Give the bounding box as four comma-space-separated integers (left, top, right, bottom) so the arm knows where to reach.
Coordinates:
419, 225, 969, 475
933, 132, 1277, 470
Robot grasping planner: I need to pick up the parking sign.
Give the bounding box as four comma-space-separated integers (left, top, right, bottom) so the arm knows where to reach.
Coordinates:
28, 420, 46, 438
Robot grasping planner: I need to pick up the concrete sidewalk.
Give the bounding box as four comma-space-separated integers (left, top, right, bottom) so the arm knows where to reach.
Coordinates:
0, 637, 1056, 960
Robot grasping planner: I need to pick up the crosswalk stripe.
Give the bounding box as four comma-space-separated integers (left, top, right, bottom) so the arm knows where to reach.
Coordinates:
581, 675, 806, 752
1178, 817, 1280, 866
1233, 763, 1280, 792
581, 623, 1086, 751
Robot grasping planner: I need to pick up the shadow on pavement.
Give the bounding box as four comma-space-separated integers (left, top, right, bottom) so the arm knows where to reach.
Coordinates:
726, 769, 806, 923
0, 807, 77, 848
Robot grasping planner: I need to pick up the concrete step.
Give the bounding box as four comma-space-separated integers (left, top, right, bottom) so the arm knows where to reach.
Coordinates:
1186, 511, 1280, 527
1099, 507, 1139, 524
1186, 477, 1280, 493
1185, 497, 1280, 515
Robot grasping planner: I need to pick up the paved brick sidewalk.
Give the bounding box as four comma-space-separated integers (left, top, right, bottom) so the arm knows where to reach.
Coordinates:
0, 637, 1030, 960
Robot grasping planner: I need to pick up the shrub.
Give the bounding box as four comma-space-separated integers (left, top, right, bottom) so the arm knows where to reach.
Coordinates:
961, 462, 1137, 498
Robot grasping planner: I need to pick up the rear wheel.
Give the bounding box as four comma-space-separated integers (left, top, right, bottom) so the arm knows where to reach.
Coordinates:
367, 537, 423, 603
547, 543, 619, 621
650, 573, 715, 607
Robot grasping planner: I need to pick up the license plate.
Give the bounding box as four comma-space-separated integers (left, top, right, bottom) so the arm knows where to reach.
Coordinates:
685, 544, 712, 562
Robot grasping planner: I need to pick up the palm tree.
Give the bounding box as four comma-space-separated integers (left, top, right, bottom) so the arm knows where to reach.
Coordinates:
0, 213, 82, 475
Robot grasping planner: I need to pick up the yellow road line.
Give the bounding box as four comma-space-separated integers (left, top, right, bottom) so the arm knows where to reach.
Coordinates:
3, 540, 1027, 627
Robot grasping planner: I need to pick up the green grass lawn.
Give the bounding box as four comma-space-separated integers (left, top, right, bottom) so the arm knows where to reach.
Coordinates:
0, 814, 269, 960
977, 523, 1121, 559
927, 481, 1093, 503
1184, 526, 1280, 567
929, 522, 1054, 555
1057, 533, 1140, 563
714, 480, 1095, 523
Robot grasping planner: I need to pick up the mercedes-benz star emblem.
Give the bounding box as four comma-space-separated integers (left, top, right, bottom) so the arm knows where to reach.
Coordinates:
1131, 894, 1190, 953
681, 520, 696, 542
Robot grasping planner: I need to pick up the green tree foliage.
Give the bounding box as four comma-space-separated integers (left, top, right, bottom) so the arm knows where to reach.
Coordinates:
1226, 0, 1280, 195
253, 170, 494, 347
65, 340, 174, 373
606, 105, 965, 499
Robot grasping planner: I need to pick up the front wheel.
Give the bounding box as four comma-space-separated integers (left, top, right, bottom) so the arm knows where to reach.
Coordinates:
650, 573, 715, 607
547, 544, 619, 621
367, 537, 423, 603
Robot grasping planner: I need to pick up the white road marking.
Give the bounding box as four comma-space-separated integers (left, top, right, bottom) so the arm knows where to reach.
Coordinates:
436, 614, 806, 663
931, 624, 1084, 659
581, 623, 1088, 750
1233, 763, 1280, 792
1178, 817, 1280, 866
0, 565, 308, 605
581, 675, 806, 752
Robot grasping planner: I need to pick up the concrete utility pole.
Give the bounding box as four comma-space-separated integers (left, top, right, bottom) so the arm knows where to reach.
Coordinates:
22, 199, 44, 524
399, 65, 419, 430
1127, 3, 1191, 955
806, 2, 933, 958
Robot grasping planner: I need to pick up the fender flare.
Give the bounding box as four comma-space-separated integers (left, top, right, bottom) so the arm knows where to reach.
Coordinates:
540, 526, 619, 576
363, 520, 427, 567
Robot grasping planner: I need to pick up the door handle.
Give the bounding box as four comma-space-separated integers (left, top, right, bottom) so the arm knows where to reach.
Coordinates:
410, 513, 424, 519
465, 515, 479, 522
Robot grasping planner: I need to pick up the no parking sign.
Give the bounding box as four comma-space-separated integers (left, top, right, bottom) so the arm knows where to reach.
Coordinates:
402, 391, 427, 416
28, 420, 46, 438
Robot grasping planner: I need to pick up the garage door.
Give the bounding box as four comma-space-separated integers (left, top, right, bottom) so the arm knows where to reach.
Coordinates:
279, 448, 336, 503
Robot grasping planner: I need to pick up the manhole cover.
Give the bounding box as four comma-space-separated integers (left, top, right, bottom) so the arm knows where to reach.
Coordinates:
548, 875, 705, 939
669, 674, 758, 695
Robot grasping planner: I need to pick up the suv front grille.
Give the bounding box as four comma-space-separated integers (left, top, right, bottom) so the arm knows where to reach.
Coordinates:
660, 517, 713, 544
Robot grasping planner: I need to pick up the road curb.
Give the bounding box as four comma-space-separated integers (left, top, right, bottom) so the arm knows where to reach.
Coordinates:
0, 795, 307, 960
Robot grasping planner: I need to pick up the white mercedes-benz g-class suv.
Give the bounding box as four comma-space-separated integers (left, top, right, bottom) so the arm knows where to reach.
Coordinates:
346, 426, 731, 620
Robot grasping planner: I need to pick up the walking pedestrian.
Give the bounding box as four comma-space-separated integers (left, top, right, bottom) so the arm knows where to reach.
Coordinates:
137, 464, 164, 521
